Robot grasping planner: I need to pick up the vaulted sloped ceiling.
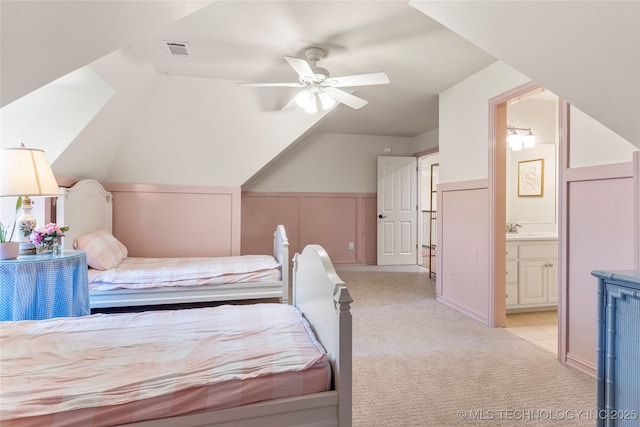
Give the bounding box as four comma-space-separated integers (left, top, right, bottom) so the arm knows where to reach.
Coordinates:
410, 0, 640, 148
1, 1, 637, 188
0, 0, 213, 108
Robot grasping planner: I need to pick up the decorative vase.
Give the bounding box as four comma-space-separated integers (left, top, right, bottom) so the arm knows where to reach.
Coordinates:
37, 238, 61, 255
0, 242, 20, 260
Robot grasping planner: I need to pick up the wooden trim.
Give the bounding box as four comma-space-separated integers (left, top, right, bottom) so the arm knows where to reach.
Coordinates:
242, 191, 377, 198
414, 146, 439, 158
436, 295, 488, 324
565, 353, 596, 378
488, 94, 508, 328
557, 99, 570, 364
437, 179, 488, 192
563, 162, 634, 182
103, 182, 239, 195
436, 180, 443, 295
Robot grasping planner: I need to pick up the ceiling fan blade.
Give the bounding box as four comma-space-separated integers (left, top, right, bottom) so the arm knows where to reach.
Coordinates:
284, 56, 314, 78
325, 87, 368, 110
237, 82, 305, 87
328, 72, 390, 87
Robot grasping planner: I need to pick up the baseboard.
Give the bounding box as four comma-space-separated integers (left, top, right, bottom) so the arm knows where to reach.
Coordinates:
565, 353, 596, 378
436, 295, 489, 325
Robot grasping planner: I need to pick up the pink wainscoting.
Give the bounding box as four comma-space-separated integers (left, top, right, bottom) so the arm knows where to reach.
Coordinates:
241, 192, 377, 264
565, 163, 635, 376
437, 180, 490, 324
242, 195, 301, 258
103, 183, 241, 258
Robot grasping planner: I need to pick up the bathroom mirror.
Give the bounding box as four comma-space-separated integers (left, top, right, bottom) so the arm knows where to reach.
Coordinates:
506, 92, 558, 225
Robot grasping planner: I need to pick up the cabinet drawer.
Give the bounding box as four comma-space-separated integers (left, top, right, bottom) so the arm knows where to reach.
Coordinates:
519, 244, 557, 259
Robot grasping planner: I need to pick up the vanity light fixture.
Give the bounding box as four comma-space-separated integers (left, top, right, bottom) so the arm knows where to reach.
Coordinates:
507, 127, 535, 151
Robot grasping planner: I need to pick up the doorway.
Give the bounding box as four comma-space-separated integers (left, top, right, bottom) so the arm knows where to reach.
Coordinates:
419, 153, 439, 276
489, 81, 567, 360
376, 156, 418, 265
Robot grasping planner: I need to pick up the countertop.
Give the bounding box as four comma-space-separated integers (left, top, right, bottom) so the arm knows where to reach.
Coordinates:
506, 233, 558, 241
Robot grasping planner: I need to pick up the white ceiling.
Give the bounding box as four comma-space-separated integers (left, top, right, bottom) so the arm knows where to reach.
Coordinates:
411, 0, 640, 146
1, 1, 638, 145
134, 1, 496, 137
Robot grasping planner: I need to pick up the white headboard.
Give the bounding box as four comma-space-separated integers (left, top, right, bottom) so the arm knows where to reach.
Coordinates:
58, 179, 113, 249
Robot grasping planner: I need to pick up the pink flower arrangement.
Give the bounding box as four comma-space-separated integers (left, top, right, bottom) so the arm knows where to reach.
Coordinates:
29, 223, 70, 247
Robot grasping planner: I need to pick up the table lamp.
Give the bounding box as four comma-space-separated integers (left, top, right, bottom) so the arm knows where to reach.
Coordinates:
0, 144, 60, 254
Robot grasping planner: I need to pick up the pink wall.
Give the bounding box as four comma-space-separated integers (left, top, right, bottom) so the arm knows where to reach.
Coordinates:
564, 163, 635, 375
103, 183, 241, 257
437, 180, 490, 323
242, 192, 377, 264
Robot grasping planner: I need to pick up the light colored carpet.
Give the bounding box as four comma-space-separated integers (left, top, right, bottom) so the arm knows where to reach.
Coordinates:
335, 265, 596, 426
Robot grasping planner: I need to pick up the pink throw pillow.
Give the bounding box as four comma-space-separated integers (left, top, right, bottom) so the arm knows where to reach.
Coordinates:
74, 229, 128, 270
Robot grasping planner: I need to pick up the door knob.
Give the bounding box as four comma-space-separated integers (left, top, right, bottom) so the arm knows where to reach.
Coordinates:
378, 214, 387, 218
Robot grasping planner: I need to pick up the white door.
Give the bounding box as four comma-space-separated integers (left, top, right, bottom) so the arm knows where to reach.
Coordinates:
377, 156, 417, 265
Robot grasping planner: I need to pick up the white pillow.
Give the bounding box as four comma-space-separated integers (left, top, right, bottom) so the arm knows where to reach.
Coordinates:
74, 229, 128, 270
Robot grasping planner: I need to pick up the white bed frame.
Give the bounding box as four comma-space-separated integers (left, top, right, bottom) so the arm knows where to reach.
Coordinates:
57, 179, 290, 308
123, 244, 353, 427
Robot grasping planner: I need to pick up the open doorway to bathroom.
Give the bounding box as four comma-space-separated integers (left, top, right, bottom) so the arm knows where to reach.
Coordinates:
488, 82, 565, 358
503, 88, 560, 355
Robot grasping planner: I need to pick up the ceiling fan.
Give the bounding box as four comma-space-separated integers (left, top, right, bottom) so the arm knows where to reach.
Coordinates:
238, 47, 390, 112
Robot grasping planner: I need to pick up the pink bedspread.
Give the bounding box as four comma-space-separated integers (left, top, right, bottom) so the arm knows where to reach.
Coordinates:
88, 255, 281, 291
0, 304, 330, 426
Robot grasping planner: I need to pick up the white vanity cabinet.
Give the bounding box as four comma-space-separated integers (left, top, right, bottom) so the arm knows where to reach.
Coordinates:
506, 237, 558, 311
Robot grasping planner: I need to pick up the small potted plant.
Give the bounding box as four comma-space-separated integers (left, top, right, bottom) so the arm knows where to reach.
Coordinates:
0, 197, 22, 260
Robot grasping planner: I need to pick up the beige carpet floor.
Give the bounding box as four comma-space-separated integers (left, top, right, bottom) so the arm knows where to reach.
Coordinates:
335, 265, 596, 427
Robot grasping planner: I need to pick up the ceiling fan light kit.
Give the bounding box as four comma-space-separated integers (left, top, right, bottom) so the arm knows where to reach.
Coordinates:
239, 46, 390, 113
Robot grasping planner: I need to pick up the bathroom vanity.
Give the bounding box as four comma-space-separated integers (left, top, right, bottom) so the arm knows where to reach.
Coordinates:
506, 234, 558, 312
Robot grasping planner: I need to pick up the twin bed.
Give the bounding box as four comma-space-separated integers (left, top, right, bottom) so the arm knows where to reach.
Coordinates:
0, 244, 353, 427
0, 179, 353, 426
56, 179, 291, 308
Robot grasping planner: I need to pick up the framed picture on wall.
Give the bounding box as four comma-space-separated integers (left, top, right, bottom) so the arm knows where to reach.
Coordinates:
518, 158, 544, 197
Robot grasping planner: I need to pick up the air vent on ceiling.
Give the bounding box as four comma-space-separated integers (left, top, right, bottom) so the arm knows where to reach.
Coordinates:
164, 41, 191, 58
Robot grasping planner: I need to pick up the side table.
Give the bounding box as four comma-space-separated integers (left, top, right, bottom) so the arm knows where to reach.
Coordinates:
0, 250, 90, 321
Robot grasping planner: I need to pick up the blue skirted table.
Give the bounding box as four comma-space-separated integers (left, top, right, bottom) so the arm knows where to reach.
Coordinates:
0, 250, 90, 321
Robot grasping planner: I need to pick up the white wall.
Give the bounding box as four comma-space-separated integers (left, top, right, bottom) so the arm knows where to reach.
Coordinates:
104, 74, 329, 187
50, 47, 161, 181
243, 133, 415, 193
412, 128, 439, 154
0, 68, 114, 163
438, 61, 530, 184
569, 106, 637, 168
410, 0, 640, 147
